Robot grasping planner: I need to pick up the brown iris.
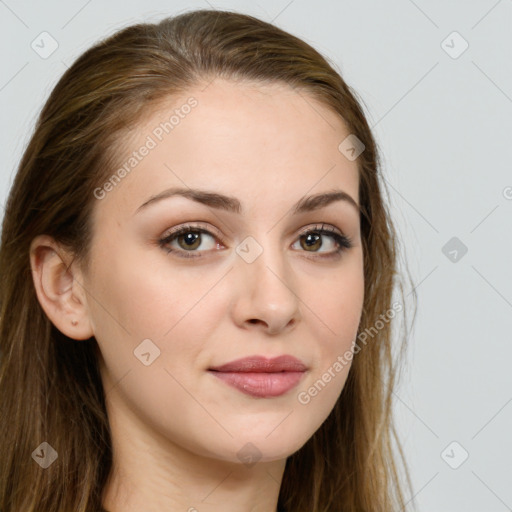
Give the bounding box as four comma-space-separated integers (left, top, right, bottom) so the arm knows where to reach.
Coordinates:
300, 232, 322, 251
177, 231, 202, 250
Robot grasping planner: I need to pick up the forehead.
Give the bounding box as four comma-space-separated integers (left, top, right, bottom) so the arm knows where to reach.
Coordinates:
94, 78, 360, 219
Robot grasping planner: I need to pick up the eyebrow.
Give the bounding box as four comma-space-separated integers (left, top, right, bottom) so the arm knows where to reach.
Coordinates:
135, 186, 360, 215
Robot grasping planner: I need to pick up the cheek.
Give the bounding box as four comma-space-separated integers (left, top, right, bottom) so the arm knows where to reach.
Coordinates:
86, 240, 229, 375
87, 235, 216, 336
314, 284, 363, 338
292, 269, 363, 433
297, 257, 364, 404
304, 258, 365, 344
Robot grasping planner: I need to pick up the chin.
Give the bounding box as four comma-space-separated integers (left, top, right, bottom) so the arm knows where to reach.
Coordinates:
234, 427, 313, 463
190, 425, 312, 466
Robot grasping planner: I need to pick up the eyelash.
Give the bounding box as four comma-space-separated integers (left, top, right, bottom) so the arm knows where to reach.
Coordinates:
158, 223, 353, 260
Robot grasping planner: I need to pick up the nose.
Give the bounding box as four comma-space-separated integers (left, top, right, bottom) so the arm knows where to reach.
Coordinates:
230, 242, 301, 335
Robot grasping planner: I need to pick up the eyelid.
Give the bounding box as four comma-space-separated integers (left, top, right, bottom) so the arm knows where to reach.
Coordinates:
161, 222, 225, 243
292, 223, 354, 255
158, 221, 353, 260
295, 223, 344, 238
161, 222, 347, 245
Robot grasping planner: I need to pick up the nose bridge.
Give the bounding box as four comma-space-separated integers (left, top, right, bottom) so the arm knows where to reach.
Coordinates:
232, 233, 301, 332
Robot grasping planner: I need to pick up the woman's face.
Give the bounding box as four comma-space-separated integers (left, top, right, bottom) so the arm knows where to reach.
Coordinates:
84, 78, 364, 463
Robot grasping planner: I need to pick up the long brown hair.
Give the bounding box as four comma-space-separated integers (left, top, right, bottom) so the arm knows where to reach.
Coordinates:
0, 8, 417, 511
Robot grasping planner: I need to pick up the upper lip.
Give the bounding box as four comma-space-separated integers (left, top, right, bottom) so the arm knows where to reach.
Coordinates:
208, 355, 307, 373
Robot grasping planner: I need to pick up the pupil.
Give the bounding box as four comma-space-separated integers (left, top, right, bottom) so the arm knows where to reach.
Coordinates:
306, 234, 316, 245
303, 233, 321, 251
185, 233, 197, 244
180, 232, 200, 249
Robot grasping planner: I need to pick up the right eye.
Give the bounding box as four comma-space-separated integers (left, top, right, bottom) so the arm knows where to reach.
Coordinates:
158, 224, 225, 259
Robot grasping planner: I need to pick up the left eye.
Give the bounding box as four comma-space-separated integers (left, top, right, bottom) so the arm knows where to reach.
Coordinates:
292, 230, 341, 253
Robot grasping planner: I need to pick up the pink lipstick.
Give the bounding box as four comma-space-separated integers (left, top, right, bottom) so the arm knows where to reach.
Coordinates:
208, 355, 307, 398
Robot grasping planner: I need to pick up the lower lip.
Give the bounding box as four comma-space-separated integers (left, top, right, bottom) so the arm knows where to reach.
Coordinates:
208, 371, 305, 398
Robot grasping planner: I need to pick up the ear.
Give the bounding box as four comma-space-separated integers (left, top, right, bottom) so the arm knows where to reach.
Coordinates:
29, 234, 94, 341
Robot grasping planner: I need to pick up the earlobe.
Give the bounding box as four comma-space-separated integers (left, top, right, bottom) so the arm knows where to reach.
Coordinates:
30, 235, 94, 341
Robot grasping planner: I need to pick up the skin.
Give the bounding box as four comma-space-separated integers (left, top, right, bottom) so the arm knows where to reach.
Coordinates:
30, 78, 364, 512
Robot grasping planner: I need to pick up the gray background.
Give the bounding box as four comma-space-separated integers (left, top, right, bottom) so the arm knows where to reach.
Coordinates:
1, 1, 511, 510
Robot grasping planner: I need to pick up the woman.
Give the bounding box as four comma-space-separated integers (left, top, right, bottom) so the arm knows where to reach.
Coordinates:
0, 8, 416, 512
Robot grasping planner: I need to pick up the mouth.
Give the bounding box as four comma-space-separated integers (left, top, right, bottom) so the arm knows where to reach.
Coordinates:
208, 355, 308, 398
